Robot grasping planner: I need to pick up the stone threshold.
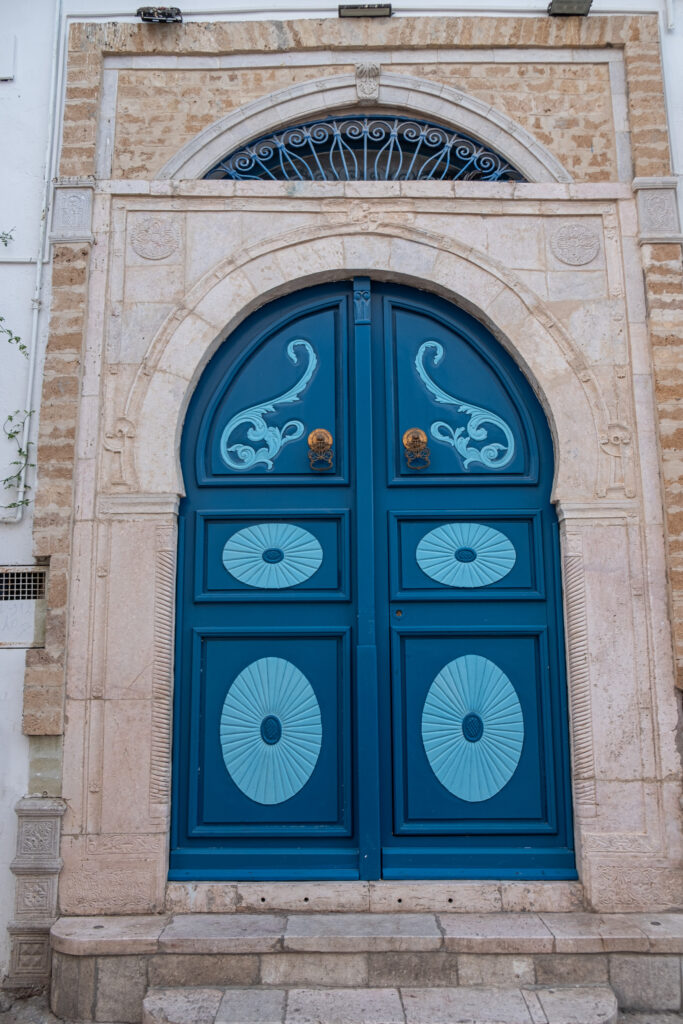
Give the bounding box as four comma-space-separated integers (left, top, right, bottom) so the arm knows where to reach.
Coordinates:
142, 984, 619, 1024
165, 880, 586, 915
51, 912, 683, 957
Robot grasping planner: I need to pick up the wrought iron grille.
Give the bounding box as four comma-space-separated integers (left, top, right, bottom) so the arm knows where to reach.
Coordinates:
205, 116, 525, 183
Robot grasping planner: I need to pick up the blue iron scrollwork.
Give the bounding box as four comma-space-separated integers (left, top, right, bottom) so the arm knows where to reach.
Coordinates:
415, 341, 515, 470
205, 116, 524, 183
219, 339, 317, 471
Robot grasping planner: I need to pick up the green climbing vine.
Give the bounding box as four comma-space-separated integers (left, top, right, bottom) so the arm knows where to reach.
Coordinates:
1, 229, 33, 509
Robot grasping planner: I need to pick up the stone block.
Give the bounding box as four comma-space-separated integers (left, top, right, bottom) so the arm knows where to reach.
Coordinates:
165, 882, 238, 914
51, 914, 167, 955
159, 913, 285, 954
609, 953, 682, 1011
457, 953, 534, 986
367, 952, 458, 987
284, 913, 442, 952
534, 952, 608, 984
236, 881, 370, 913
148, 953, 259, 987
261, 952, 368, 987
95, 954, 148, 1023
216, 987, 286, 1024
368, 882, 501, 913
402, 986, 531, 1024
540, 913, 649, 953
630, 913, 683, 951
535, 986, 617, 1024
143, 988, 224, 1024
50, 951, 96, 1020
286, 988, 403, 1024
439, 913, 554, 953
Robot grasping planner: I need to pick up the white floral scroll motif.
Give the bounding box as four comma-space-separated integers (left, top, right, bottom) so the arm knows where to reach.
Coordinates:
130, 217, 180, 260
550, 223, 600, 266
415, 341, 515, 470
219, 339, 318, 471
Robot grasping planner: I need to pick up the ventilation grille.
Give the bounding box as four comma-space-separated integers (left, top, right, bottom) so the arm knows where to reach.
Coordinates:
0, 568, 47, 601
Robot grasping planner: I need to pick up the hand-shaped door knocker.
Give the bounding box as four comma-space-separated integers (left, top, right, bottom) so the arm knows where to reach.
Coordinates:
308, 428, 334, 471
402, 428, 430, 469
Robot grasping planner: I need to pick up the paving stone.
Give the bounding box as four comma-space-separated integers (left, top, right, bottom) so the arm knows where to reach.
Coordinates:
402, 985, 532, 1023
51, 915, 167, 955
540, 914, 649, 953
284, 913, 442, 952
285, 987, 404, 1024
148, 953, 259, 987
216, 988, 286, 1024
367, 951, 458, 987
609, 953, 682, 1011
142, 988, 224, 1024
439, 913, 554, 953
95, 955, 148, 1023
456, 953, 534, 986
535, 986, 618, 1024
629, 913, 683, 952
260, 953, 368, 987
534, 952, 608, 984
159, 914, 285, 954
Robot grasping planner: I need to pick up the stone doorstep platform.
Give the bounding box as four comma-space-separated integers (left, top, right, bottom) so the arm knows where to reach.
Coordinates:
142, 984, 619, 1024
49, 913, 683, 1022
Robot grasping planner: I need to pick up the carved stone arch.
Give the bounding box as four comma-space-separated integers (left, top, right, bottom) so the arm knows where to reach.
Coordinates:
124, 224, 600, 503
158, 72, 572, 184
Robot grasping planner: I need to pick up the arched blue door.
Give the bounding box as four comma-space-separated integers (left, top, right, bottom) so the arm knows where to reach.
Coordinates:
171, 279, 575, 880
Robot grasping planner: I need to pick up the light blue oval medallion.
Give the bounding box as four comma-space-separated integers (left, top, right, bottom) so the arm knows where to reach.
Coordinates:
223, 522, 323, 589
220, 657, 322, 805
416, 522, 516, 588
422, 654, 524, 802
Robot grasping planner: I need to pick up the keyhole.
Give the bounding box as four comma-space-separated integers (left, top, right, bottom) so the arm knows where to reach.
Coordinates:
395, 609, 403, 618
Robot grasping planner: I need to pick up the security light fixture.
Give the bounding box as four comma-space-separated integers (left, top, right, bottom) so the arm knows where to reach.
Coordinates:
137, 6, 183, 22
547, 0, 592, 14
338, 4, 392, 16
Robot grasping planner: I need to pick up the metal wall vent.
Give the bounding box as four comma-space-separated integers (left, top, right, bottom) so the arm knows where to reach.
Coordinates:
0, 568, 46, 601
0, 567, 48, 648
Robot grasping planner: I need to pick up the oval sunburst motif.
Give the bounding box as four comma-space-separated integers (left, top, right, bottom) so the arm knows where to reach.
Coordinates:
422, 654, 524, 802
220, 657, 322, 805
222, 522, 323, 589
416, 522, 516, 588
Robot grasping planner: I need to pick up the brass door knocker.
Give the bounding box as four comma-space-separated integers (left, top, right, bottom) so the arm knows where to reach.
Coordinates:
402, 428, 430, 469
308, 428, 334, 471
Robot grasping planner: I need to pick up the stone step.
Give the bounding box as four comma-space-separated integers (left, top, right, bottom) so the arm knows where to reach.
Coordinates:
142, 985, 619, 1024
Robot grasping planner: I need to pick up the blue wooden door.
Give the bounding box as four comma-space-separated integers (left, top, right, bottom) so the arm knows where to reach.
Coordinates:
171, 279, 575, 880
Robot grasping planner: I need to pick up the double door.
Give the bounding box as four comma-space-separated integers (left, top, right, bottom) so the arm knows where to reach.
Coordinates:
171, 278, 575, 879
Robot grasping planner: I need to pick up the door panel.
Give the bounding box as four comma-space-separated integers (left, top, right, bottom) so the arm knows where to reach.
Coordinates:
171, 279, 575, 881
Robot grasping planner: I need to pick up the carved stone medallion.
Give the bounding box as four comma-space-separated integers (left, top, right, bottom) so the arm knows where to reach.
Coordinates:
130, 217, 180, 260
550, 223, 601, 266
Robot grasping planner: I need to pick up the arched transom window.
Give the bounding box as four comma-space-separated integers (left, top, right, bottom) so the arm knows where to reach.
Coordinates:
204, 115, 525, 182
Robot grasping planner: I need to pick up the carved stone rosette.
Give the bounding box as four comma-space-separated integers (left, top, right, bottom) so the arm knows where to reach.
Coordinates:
6, 798, 66, 988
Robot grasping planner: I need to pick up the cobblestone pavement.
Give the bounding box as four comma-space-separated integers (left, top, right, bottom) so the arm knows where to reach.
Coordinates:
1, 991, 682, 1023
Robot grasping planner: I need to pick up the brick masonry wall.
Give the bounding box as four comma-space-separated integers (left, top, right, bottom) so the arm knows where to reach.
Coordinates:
111, 62, 617, 181
59, 16, 672, 180
642, 243, 683, 689
24, 244, 88, 735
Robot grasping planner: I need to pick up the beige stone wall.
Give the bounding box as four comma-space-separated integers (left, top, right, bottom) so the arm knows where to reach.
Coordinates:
112, 62, 617, 181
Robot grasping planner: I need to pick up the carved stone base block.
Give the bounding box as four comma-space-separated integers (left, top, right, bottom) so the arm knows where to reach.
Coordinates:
5, 798, 65, 988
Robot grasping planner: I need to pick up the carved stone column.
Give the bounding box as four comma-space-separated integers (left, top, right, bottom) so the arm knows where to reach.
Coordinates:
5, 798, 65, 989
